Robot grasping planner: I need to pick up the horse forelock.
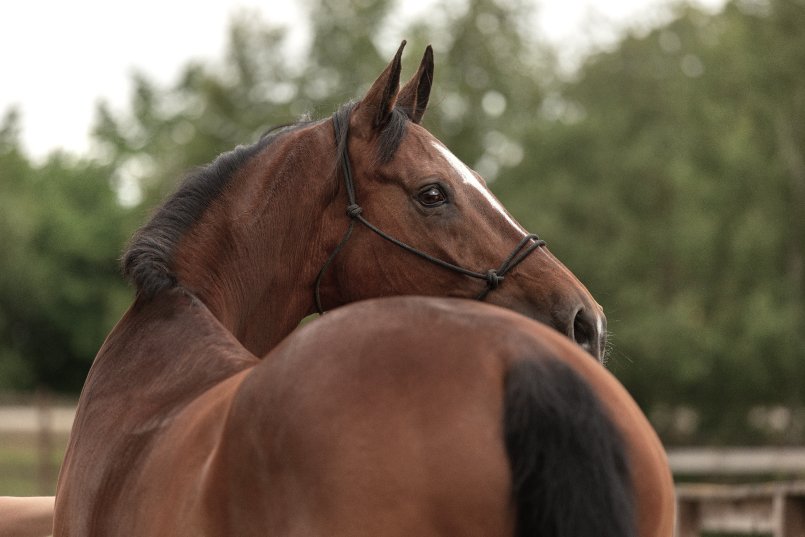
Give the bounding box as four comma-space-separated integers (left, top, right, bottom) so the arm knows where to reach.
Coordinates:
121, 123, 307, 297
377, 107, 409, 164
333, 101, 410, 166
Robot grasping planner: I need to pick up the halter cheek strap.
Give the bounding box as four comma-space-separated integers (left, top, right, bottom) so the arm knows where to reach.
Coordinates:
314, 110, 546, 314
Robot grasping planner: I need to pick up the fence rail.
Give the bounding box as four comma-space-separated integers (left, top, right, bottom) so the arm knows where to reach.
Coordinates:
676, 481, 805, 537
667, 447, 805, 475
0, 407, 76, 434
0, 395, 76, 495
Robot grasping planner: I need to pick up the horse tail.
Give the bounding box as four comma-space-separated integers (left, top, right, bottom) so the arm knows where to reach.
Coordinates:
503, 358, 637, 537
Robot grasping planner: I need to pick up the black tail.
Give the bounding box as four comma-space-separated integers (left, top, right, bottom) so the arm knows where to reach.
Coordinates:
503, 358, 636, 537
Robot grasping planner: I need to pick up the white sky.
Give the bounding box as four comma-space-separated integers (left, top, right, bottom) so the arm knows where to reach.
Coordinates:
1, 0, 726, 160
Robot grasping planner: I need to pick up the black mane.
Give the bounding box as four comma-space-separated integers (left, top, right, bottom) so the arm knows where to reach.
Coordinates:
122, 104, 410, 298
121, 123, 301, 297
332, 102, 409, 166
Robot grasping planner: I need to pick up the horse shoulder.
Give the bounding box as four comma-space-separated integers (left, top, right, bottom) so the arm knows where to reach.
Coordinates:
55, 290, 257, 536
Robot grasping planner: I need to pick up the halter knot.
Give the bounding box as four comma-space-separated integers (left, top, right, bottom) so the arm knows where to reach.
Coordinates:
346, 204, 363, 218
486, 269, 504, 289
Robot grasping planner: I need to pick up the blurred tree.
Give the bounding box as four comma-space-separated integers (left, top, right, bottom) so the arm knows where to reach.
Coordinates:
93, 0, 399, 209
404, 0, 553, 180
0, 110, 133, 391
92, 0, 553, 203
93, 20, 296, 209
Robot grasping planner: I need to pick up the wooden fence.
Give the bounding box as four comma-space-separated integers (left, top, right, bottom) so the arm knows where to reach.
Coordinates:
0, 392, 76, 495
667, 448, 805, 537
675, 481, 805, 537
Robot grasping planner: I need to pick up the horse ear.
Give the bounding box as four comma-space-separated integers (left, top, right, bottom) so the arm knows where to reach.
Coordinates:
352, 41, 406, 133
396, 45, 434, 125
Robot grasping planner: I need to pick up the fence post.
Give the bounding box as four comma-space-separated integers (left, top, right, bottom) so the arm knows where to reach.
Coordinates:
675, 499, 700, 537
36, 387, 54, 495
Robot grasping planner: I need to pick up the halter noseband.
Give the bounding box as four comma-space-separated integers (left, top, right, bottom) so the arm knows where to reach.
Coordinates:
314, 109, 546, 314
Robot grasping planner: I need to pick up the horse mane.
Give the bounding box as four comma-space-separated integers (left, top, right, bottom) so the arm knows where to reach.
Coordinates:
121, 123, 304, 297
122, 103, 410, 298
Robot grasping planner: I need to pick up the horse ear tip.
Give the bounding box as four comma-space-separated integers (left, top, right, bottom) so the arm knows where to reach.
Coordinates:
389, 40, 406, 69
422, 45, 434, 65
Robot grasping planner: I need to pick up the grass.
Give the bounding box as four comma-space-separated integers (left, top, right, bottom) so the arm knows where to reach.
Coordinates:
0, 431, 69, 496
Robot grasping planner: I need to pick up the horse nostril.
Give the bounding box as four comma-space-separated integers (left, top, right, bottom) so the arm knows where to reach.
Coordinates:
551, 304, 604, 361
572, 309, 597, 358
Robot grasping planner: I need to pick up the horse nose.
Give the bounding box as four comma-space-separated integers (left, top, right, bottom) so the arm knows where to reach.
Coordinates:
557, 303, 606, 362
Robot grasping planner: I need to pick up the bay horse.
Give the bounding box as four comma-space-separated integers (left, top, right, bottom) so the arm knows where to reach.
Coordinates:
54, 42, 674, 536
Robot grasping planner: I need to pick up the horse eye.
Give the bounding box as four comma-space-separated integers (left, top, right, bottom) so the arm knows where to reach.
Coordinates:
418, 187, 445, 207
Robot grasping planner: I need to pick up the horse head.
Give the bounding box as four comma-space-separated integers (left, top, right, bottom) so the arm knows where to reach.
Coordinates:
315, 42, 607, 361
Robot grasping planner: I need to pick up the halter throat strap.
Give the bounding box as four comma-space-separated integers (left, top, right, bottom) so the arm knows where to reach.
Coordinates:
314, 109, 546, 314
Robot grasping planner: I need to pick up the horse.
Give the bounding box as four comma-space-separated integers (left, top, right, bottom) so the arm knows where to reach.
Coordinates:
54, 42, 674, 535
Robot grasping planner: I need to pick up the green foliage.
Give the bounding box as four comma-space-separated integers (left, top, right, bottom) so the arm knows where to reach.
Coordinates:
405, 0, 551, 172
491, 0, 805, 444
0, 430, 67, 495
0, 111, 134, 392
1, 0, 804, 444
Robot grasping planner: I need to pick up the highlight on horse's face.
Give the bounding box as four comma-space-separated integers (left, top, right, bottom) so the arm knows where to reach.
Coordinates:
332, 41, 607, 361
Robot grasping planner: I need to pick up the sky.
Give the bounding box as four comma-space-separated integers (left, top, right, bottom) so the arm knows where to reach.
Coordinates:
1, 0, 727, 160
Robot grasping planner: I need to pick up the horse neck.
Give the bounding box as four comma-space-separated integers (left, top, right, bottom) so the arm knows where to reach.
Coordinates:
75, 289, 257, 429
58, 289, 258, 534
172, 124, 339, 356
